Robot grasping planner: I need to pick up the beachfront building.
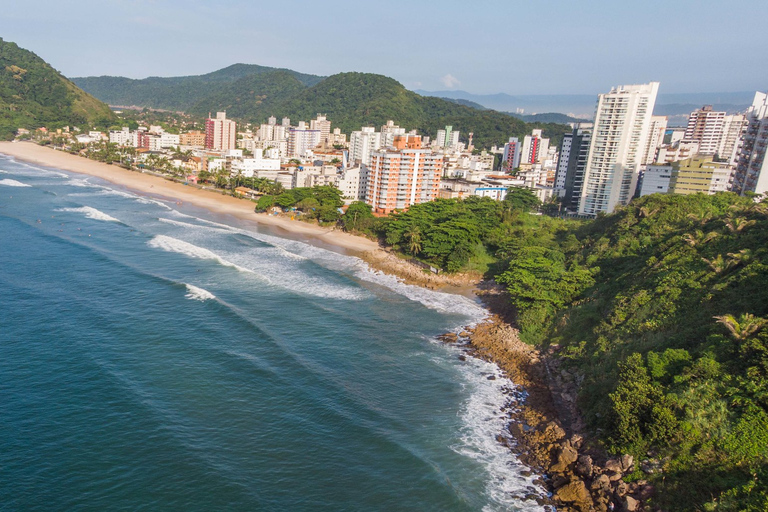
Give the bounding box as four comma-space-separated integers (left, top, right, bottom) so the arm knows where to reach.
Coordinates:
578, 82, 660, 216
365, 136, 443, 214
731, 91, 768, 196
205, 112, 236, 151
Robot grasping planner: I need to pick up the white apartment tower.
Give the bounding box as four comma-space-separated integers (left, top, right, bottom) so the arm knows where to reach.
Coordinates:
578, 82, 660, 216
732, 91, 768, 196
642, 116, 668, 165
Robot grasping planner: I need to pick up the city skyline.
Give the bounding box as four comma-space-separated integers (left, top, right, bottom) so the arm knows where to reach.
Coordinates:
1, 0, 766, 96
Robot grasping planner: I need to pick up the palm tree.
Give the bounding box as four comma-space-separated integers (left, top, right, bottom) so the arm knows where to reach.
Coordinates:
714, 313, 768, 341
406, 225, 422, 255
683, 230, 719, 247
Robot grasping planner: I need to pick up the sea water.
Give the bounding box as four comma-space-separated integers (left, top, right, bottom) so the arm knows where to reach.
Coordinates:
0, 155, 545, 511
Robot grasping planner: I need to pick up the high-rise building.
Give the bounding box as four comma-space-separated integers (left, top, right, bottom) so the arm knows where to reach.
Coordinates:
732, 91, 768, 196
436, 125, 459, 149
502, 137, 521, 172
520, 129, 550, 165
349, 127, 383, 166
557, 124, 592, 211
642, 116, 668, 165
365, 138, 443, 214
287, 123, 321, 158
578, 82, 659, 216
205, 112, 236, 151
310, 114, 332, 144
685, 105, 727, 155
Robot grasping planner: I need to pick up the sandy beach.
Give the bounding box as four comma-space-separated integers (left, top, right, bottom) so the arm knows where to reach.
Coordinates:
0, 142, 380, 254
0, 141, 481, 290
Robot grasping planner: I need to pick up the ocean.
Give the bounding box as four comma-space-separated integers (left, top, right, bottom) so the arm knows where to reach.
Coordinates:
0, 155, 545, 511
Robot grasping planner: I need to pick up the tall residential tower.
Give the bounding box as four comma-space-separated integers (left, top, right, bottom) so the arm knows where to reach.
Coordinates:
578, 82, 660, 216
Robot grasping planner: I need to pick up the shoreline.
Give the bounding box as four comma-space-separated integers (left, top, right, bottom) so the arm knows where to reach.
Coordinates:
0, 142, 482, 293
442, 285, 652, 512
2, 140, 629, 509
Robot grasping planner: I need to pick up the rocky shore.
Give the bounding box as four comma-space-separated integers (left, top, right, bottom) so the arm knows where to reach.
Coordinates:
439, 284, 655, 512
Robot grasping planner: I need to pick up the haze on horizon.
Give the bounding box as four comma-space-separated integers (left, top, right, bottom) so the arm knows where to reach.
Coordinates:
1, 0, 766, 96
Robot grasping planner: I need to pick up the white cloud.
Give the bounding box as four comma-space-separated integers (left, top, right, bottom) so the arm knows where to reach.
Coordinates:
440, 74, 460, 88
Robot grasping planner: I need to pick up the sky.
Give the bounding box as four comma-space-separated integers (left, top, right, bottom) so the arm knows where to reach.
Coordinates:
1, 0, 766, 95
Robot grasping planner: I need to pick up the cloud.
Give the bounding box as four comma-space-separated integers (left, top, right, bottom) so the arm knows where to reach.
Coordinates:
440, 74, 460, 88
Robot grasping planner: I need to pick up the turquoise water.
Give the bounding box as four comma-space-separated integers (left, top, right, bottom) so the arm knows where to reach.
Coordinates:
0, 155, 544, 511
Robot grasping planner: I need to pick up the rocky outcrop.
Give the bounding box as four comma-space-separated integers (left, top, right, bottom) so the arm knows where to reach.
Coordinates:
436, 286, 656, 512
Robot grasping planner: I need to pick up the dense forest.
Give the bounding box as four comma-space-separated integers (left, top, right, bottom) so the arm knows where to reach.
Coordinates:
0, 39, 115, 140
335, 190, 768, 510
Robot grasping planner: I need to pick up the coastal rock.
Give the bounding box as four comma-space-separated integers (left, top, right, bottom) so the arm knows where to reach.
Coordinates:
604, 459, 622, 474
590, 474, 611, 493
551, 443, 579, 473
543, 421, 566, 443
554, 479, 591, 506
575, 454, 593, 477
438, 332, 458, 343
622, 495, 640, 512
621, 454, 634, 473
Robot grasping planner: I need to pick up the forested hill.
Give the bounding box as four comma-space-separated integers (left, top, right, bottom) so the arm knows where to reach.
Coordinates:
78, 66, 570, 149
497, 193, 768, 510
0, 38, 115, 140
72, 63, 324, 112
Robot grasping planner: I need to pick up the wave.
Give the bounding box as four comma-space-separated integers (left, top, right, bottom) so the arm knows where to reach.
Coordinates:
0, 178, 31, 187
57, 206, 121, 223
158, 217, 229, 232
449, 354, 546, 511
147, 235, 254, 273
185, 283, 216, 301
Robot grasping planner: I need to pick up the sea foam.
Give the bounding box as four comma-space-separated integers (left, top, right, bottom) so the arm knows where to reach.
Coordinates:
57, 206, 120, 222
185, 284, 216, 301
450, 354, 546, 511
147, 235, 253, 273
0, 179, 31, 187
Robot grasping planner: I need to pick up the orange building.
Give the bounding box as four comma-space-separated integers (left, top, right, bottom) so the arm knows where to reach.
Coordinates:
365, 137, 443, 214
180, 131, 206, 147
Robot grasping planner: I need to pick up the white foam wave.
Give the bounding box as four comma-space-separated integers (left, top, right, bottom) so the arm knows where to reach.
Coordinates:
147, 235, 254, 273
158, 217, 229, 231
451, 355, 546, 511
357, 264, 487, 320
185, 283, 216, 301
0, 179, 31, 187
3, 159, 70, 178
57, 206, 121, 222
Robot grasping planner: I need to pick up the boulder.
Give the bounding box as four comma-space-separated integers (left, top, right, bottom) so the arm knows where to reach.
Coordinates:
575, 454, 593, 477
555, 480, 591, 504
604, 459, 622, 473
623, 495, 640, 512
551, 443, 579, 473
543, 421, 566, 443
590, 474, 611, 493
621, 454, 634, 473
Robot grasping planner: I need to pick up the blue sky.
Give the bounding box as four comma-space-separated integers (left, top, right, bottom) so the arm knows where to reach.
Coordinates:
2, 0, 766, 95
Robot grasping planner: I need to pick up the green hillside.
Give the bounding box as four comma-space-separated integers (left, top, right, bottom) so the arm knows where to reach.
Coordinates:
0, 38, 115, 140
186, 70, 307, 119
496, 193, 768, 510
193, 72, 569, 149
72, 63, 324, 111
